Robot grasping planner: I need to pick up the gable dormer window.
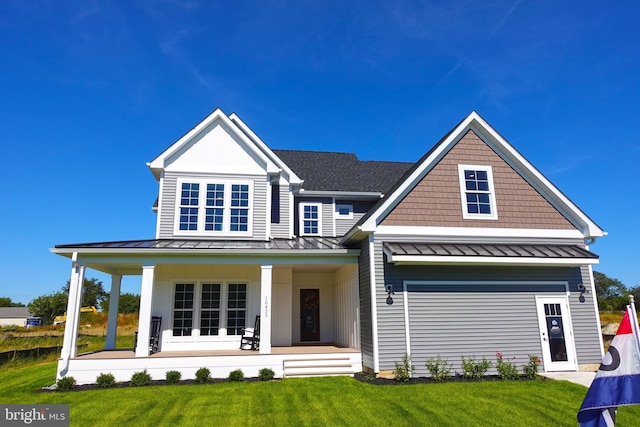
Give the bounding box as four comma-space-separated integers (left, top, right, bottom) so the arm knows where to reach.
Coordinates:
300, 202, 322, 236
176, 179, 252, 235
457, 165, 498, 220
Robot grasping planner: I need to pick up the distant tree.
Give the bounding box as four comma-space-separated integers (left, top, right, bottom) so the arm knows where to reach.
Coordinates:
0, 297, 25, 307
101, 293, 140, 314
594, 271, 629, 311
28, 292, 68, 325
63, 277, 108, 310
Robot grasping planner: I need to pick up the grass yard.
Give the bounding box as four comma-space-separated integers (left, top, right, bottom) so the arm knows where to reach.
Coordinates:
3, 363, 640, 426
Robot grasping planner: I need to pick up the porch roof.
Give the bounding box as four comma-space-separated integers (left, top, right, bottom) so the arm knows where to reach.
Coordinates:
51, 237, 359, 274
383, 242, 599, 267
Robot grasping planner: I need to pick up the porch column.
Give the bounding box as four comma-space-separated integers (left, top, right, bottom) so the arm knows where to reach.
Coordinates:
260, 265, 272, 354
58, 253, 85, 377
104, 274, 122, 350
135, 265, 155, 357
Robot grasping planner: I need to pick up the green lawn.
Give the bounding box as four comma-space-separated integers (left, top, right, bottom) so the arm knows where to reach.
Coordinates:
2, 363, 640, 426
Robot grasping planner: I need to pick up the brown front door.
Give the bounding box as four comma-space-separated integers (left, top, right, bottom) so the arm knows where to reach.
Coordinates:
300, 289, 320, 341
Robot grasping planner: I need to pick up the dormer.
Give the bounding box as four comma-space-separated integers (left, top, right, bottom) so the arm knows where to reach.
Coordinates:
148, 108, 301, 241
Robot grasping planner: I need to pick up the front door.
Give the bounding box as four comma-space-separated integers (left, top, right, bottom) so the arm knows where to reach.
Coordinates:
536, 296, 577, 371
300, 289, 320, 341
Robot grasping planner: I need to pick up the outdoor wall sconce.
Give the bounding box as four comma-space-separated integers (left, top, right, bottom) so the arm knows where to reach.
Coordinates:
577, 283, 587, 303
386, 284, 394, 305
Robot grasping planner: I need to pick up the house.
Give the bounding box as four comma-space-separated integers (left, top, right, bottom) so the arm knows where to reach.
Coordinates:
51, 109, 605, 384
0, 307, 32, 327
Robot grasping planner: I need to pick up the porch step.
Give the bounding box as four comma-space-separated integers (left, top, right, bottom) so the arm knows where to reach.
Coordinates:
283, 357, 355, 378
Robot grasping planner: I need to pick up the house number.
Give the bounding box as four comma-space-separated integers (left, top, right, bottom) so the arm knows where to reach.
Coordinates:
264, 296, 269, 318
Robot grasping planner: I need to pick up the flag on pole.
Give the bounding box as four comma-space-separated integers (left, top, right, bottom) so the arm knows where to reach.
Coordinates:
577, 305, 640, 426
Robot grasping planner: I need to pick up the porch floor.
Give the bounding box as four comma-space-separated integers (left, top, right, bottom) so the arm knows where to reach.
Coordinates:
73, 345, 359, 360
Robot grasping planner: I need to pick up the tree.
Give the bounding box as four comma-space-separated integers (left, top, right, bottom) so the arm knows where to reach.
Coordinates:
28, 291, 68, 325
63, 277, 108, 310
101, 293, 140, 314
594, 271, 629, 311
0, 297, 25, 307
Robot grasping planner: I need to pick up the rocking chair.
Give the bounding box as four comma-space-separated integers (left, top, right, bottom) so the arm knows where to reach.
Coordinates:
149, 316, 162, 354
239, 315, 260, 351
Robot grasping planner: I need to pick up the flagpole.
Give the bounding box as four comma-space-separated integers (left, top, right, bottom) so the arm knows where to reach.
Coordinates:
629, 295, 640, 354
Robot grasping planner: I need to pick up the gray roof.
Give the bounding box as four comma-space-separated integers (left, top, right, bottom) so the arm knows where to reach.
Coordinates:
384, 242, 598, 260
273, 150, 413, 193
0, 307, 31, 318
55, 237, 348, 251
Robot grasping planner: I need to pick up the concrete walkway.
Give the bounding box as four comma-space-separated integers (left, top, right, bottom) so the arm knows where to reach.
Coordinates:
540, 372, 596, 388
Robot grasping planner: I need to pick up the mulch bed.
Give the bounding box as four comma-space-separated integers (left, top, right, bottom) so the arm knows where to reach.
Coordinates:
353, 372, 544, 385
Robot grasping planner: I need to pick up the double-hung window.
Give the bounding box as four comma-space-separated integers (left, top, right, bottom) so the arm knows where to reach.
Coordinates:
300, 203, 322, 236
179, 184, 200, 231
175, 180, 252, 235
457, 165, 498, 220
172, 282, 247, 338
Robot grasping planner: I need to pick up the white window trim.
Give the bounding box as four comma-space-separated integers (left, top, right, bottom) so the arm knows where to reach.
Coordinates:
457, 164, 498, 220
335, 204, 354, 220
170, 281, 250, 341
299, 202, 323, 236
173, 178, 253, 236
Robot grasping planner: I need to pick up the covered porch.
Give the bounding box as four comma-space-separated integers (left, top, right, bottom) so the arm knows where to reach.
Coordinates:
52, 238, 362, 384
66, 345, 362, 384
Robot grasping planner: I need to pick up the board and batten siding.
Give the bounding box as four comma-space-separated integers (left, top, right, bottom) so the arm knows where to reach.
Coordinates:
375, 263, 602, 373
333, 264, 360, 349
158, 172, 268, 240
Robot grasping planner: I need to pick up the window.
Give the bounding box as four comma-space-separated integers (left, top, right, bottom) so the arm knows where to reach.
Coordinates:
205, 184, 224, 231
230, 184, 249, 232
335, 204, 353, 219
300, 203, 322, 235
200, 284, 221, 336
172, 283, 194, 336
226, 284, 247, 335
179, 183, 200, 231
175, 180, 252, 234
172, 282, 247, 338
457, 165, 498, 220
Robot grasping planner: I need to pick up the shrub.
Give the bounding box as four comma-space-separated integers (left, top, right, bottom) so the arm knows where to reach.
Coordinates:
394, 353, 415, 382
195, 367, 211, 383
523, 354, 542, 379
228, 369, 245, 382
461, 356, 491, 379
166, 370, 182, 384
258, 368, 275, 381
425, 356, 452, 382
130, 369, 152, 386
56, 376, 76, 391
495, 351, 520, 380
96, 373, 116, 388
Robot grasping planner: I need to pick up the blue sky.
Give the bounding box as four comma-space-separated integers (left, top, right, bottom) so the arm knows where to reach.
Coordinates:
1, 1, 638, 305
